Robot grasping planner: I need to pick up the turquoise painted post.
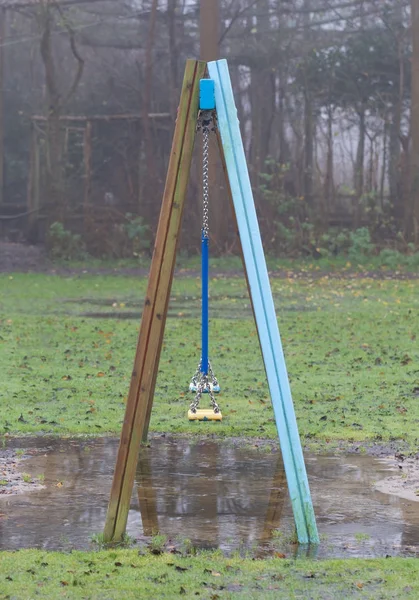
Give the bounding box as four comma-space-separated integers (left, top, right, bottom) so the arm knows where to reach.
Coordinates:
208, 58, 319, 545
200, 78, 215, 110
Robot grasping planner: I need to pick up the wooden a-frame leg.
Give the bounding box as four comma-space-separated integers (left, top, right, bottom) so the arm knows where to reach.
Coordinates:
103, 59, 206, 543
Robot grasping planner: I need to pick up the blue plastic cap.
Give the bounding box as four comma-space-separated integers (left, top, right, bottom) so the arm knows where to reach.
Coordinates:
200, 79, 215, 110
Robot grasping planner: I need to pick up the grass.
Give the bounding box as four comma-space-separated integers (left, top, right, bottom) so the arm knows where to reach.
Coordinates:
1, 267, 419, 599
64, 251, 419, 274
0, 271, 418, 448
0, 549, 418, 599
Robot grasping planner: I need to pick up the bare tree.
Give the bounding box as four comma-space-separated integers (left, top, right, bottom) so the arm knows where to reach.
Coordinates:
38, 0, 84, 220
409, 0, 419, 242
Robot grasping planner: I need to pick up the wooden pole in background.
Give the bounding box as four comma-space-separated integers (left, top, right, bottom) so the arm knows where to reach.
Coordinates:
103, 59, 205, 543
200, 0, 227, 250
200, 0, 218, 62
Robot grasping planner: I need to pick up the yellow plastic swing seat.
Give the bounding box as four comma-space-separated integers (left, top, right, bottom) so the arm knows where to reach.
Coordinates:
188, 409, 222, 421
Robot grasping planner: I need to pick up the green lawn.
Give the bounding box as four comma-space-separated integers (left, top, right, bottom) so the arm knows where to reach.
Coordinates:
1, 269, 419, 599
0, 549, 418, 599
0, 271, 418, 448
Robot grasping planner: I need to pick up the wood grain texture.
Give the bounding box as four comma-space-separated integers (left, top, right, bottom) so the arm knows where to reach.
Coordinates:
103, 59, 206, 542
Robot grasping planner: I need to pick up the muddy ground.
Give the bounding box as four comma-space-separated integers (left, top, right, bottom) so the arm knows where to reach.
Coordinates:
375, 454, 419, 503
0, 242, 48, 273
0, 447, 44, 495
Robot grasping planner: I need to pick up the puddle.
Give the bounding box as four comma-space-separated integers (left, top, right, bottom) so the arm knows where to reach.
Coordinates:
64, 294, 254, 321
61, 294, 311, 320
1, 437, 418, 558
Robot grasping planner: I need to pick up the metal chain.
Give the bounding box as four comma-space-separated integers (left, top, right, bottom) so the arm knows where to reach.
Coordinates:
202, 113, 211, 239
188, 110, 220, 416
189, 375, 220, 414
190, 359, 220, 394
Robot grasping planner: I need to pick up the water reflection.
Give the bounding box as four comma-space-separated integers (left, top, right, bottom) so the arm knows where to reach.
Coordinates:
136, 442, 286, 550
0, 437, 418, 557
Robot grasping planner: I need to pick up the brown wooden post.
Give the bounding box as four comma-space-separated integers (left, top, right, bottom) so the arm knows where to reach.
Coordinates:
103, 59, 206, 542
200, 0, 227, 251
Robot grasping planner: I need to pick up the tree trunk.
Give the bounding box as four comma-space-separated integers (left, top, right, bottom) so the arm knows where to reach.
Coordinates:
380, 121, 388, 209
38, 2, 84, 225
83, 120, 92, 231
278, 77, 288, 165
0, 8, 5, 208
399, 135, 410, 237
323, 106, 334, 215
303, 0, 314, 208
40, 6, 64, 222
248, 0, 274, 213
388, 2, 405, 224
249, 68, 262, 194
167, 0, 178, 118
353, 109, 366, 228
200, 0, 228, 251
408, 0, 419, 243
303, 93, 314, 207
142, 0, 159, 220
389, 43, 405, 222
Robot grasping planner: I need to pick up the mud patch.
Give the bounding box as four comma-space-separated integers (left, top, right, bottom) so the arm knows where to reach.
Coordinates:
0, 448, 44, 495
0, 242, 48, 273
375, 455, 419, 502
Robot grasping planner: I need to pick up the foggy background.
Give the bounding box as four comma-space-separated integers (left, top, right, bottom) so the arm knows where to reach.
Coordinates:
0, 0, 416, 257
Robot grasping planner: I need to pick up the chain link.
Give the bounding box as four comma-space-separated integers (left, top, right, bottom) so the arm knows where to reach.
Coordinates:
201, 111, 212, 238
188, 109, 220, 416
189, 374, 220, 414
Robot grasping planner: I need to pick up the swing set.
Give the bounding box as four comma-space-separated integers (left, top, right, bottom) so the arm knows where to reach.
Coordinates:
188, 83, 221, 421
103, 59, 319, 546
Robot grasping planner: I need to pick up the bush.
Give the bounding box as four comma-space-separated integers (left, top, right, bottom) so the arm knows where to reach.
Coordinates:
46, 222, 87, 261
377, 248, 419, 269
348, 228, 375, 260
123, 214, 150, 256
377, 248, 405, 269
